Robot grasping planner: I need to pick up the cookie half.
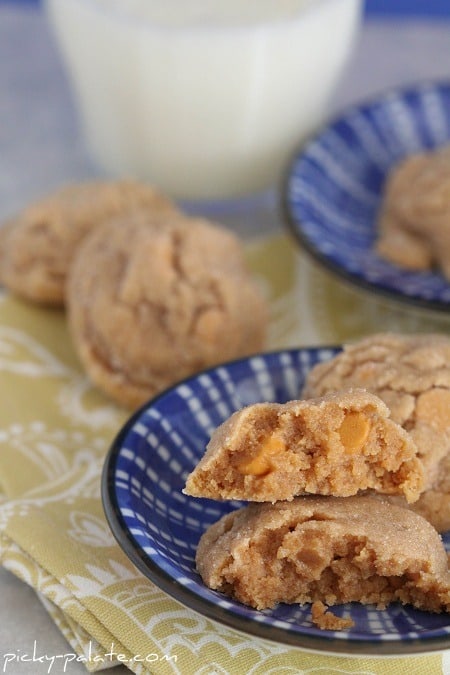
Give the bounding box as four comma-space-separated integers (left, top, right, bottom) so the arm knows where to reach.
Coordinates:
184, 389, 423, 503
303, 333, 450, 483
196, 495, 450, 612
303, 332, 450, 531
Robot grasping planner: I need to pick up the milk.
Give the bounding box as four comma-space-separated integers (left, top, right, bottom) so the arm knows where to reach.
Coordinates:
88, 0, 315, 26
46, 0, 361, 199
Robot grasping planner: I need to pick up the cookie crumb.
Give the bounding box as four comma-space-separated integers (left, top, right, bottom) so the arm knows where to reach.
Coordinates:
311, 601, 354, 631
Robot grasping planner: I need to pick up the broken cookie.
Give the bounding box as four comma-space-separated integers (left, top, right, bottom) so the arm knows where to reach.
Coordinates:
184, 389, 423, 503
196, 495, 450, 612
303, 332, 450, 531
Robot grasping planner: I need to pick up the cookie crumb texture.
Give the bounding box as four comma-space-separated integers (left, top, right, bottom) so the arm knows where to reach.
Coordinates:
376, 146, 450, 280
0, 180, 177, 306
196, 495, 450, 612
67, 212, 267, 409
303, 333, 450, 531
184, 389, 423, 503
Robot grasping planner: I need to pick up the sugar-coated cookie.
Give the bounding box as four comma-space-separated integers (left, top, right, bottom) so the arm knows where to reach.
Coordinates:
303, 332, 450, 531
196, 495, 450, 612
303, 333, 450, 485
0, 180, 177, 305
184, 389, 423, 503
387, 452, 450, 533
376, 147, 450, 279
67, 211, 267, 409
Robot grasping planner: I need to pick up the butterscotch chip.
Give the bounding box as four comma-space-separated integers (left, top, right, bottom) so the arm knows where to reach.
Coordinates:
196, 495, 450, 613
237, 434, 285, 476
376, 146, 450, 279
303, 333, 450, 531
338, 411, 370, 453
67, 211, 267, 409
0, 180, 177, 306
184, 389, 423, 503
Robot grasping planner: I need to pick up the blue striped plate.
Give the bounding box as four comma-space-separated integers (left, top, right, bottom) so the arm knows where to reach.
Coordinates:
102, 347, 450, 655
283, 81, 450, 313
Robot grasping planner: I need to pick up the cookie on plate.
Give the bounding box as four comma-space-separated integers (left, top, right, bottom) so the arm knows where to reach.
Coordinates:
303, 333, 450, 485
184, 389, 423, 503
196, 494, 450, 612
0, 180, 177, 306
376, 146, 450, 279
67, 211, 267, 409
303, 332, 450, 531
387, 452, 450, 533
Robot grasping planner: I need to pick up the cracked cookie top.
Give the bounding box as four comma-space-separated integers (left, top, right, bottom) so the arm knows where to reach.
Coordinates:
303, 333, 450, 490
0, 180, 177, 306
67, 211, 267, 408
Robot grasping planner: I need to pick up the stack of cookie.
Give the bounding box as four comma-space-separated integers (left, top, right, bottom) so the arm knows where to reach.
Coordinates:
0, 180, 267, 409
184, 335, 450, 627
303, 333, 450, 534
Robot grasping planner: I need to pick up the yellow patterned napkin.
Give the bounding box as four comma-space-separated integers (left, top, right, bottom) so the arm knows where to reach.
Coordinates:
0, 233, 449, 675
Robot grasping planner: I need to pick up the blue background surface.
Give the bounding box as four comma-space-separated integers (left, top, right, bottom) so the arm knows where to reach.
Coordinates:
365, 0, 450, 16
2, 0, 450, 18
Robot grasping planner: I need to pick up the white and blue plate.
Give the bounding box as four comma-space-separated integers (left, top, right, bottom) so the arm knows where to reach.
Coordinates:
283, 80, 450, 313
102, 347, 450, 656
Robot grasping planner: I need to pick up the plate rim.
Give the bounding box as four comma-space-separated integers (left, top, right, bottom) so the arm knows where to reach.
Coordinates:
101, 346, 450, 657
281, 78, 450, 315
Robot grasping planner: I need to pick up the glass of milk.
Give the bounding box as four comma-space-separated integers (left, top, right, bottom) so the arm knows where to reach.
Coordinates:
45, 0, 362, 201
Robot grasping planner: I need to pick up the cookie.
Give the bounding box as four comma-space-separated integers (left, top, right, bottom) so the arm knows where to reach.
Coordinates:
408, 451, 450, 532
303, 333, 450, 485
376, 147, 450, 279
184, 389, 423, 503
67, 211, 267, 409
376, 210, 433, 271
196, 494, 450, 612
387, 452, 450, 533
311, 600, 354, 630
0, 180, 177, 306
303, 332, 450, 530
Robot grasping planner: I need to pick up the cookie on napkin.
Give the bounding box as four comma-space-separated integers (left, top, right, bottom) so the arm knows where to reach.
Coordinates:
67, 210, 268, 409
0, 179, 177, 306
